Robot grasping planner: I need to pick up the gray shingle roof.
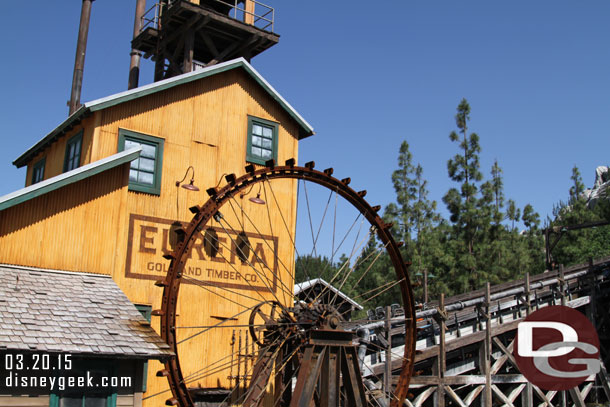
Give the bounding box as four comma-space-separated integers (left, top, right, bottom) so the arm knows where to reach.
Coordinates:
0, 264, 173, 360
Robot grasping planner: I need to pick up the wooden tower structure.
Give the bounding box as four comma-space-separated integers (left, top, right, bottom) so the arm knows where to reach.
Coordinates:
130, 0, 279, 85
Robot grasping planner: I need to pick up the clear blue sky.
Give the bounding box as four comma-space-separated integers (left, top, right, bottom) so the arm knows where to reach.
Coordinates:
1, 1, 609, 230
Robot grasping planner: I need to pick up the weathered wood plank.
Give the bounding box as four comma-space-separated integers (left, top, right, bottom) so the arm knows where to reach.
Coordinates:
567, 387, 585, 407
491, 384, 515, 407
413, 386, 435, 407
445, 385, 468, 407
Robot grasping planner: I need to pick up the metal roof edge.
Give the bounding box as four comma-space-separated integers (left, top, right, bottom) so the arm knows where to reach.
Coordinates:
239, 62, 315, 139
0, 263, 113, 279
13, 105, 89, 168
85, 58, 246, 111
294, 278, 363, 310
0, 147, 141, 212
85, 58, 314, 137
14, 58, 314, 166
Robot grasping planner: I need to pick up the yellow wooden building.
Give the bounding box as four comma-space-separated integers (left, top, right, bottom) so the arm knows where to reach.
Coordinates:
0, 58, 314, 406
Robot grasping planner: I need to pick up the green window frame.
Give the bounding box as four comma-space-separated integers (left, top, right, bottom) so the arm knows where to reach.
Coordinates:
63, 131, 83, 172
246, 116, 278, 165
32, 157, 46, 184
49, 359, 117, 407
118, 129, 164, 195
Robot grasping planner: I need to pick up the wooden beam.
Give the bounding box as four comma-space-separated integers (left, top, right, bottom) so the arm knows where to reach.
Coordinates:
444, 385, 468, 407
567, 387, 585, 407
172, 0, 279, 43
580, 382, 593, 401
506, 384, 526, 405
463, 385, 483, 406
407, 375, 534, 386
598, 361, 610, 400
183, 28, 194, 73
483, 283, 492, 407
384, 305, 392, 405
207, 34, 259, 65
413, 386, 435, 407
437, 293, 446, 407
491, 384, 515, 407
160, 14, 204, 48
198, 29, 219, 57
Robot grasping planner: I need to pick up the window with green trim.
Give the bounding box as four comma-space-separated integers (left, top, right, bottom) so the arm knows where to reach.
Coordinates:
246, 116, 278, 165
118, 129, 164, 195
32, 157, 45, 184
50, 392, 115, 407
63, 132, 83, 172
49, 359, 117, 407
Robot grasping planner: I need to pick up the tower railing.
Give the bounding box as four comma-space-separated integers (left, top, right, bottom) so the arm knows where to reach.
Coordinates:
140, 0, 274, 33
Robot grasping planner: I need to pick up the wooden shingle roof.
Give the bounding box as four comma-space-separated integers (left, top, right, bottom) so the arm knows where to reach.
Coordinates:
0, 265, 173, 360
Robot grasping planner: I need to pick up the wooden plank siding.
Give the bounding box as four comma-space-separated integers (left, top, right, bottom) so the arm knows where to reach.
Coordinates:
0, 165, 129, 274
100, 69, 300, 403
3, 68, 302, 407
0, 396, 51, 407
24, 115, 97, 187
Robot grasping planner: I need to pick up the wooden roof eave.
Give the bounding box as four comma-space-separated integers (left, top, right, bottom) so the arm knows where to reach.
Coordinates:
13, 105, 91, 168
13, 59, 314, 168
0, 147, 141, 212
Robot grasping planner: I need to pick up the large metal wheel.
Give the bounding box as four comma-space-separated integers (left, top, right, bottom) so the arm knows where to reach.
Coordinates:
157, 159, 416, 407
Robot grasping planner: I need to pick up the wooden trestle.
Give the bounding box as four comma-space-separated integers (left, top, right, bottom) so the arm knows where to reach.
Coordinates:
361, 256, 610, 407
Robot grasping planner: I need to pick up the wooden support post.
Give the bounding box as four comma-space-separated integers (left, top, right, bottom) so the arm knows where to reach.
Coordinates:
523, 273, 533, 407
587, 258, 595, 321
154, 55, 165, 82
243, 0, 255, 24
557, 265, 567, 407
525, 272, 531, 316
183, 28, 194, 73
559, 390, 567, 407
484, 283, 492, 407
384, 305, 392, 404
559, 264, 566, 307
423, 269, 428, 306
437, 293, 446, 407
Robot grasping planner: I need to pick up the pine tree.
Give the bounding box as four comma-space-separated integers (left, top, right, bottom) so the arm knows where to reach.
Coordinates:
490, 160, 505, 226
443, 98, 485, 291
384, 141, 440, 301
569, 166, 585, 204
550, 166, 610, 266
479, 161, 508, 283
506, 199, 521, 231
388, 141, 418, 244
521, 204, 540, 231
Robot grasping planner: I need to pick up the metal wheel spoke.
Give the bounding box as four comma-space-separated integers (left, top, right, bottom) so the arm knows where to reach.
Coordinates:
214, 213, 292, 304
227, 196, 296, 306
160, 163, 416, 407
181, 274, 264, 306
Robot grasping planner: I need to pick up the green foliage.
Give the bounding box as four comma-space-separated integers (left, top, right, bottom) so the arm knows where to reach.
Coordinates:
294, 101, 609, 315
295, 254, 340, 284
548, 166, 610, 267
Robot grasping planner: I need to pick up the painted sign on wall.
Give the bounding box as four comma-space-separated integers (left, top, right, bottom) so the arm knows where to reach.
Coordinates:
125, 214, 279, 293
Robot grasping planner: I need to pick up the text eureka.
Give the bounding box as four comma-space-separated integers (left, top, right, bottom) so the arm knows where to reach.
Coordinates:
136, 224, 277, 284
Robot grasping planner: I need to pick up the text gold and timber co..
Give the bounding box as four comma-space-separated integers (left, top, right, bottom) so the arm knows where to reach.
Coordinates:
125, 214, 280, 293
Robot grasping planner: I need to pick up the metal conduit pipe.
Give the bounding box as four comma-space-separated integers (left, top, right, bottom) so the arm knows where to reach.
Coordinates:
363, 379, 389, 407
357, 327, 370, 371
69, 0, 94, 116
